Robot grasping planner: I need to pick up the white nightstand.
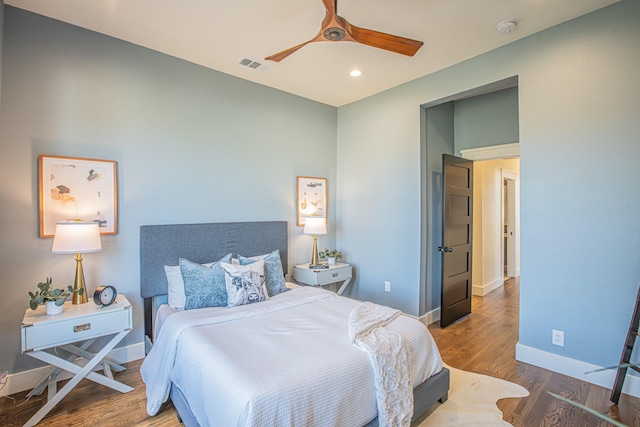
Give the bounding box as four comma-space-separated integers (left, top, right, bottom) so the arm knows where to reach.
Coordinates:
21, 294, 133, 427
293, 262, 353, 295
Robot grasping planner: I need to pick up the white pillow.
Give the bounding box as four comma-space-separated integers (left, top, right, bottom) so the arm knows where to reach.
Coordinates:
164, 261, 214, 309
220, 260, 269, 307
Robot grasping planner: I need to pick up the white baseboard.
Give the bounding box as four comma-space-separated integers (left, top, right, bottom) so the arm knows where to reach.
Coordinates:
0, 342, 145, 397
473, 277, 503, 296
419, 307, 441, 326
516, 343, 640, 399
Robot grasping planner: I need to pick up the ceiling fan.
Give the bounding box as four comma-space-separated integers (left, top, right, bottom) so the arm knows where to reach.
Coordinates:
265, 0, 424, 62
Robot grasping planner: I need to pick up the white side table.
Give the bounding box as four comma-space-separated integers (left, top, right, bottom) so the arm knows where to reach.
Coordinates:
293, 262, 353, 295
21, 294, 133, 427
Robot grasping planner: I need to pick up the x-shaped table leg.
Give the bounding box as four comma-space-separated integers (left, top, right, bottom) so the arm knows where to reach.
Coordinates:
23, 330, 132, 427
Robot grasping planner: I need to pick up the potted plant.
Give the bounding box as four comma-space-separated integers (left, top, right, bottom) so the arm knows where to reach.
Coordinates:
28, 277, 77, 315
318, 248, 342, 265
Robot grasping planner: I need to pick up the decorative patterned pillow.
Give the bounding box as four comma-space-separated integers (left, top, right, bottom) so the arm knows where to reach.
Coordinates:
165, 261, 214, 309
220, 260, 269, 307
238, 250, 287, 297
179, 254, 232, 310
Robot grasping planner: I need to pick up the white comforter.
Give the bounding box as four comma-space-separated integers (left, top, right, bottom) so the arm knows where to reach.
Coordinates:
141, 287, 443, 427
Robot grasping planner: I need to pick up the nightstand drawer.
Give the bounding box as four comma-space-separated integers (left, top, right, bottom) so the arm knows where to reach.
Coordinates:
314, 267, 351, 284
22, 306, 132, 352
293, 263, 353, 287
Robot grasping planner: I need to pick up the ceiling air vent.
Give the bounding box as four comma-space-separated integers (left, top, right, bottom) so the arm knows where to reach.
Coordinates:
238, 58, 271, 73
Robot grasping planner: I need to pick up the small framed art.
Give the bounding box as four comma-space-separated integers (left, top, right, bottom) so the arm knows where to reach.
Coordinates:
296, 176, 327, 226
38, 155, 118, 238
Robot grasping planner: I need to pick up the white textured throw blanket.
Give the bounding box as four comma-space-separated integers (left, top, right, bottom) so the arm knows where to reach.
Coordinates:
349, 302, 413, 427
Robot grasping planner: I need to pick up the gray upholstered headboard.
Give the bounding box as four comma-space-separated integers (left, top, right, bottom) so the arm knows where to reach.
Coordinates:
140, 221, 288, 343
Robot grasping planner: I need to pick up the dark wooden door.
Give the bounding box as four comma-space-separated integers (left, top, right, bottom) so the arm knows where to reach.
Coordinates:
440, 154, 473, 327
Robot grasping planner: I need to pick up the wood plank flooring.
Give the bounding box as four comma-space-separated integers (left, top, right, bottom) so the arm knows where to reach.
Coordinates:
427, 277, 640, 427
0, 357, 179, 427
1, 277, 638, 426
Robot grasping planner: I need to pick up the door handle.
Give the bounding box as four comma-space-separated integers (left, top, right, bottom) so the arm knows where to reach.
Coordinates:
438, 246, 454, 253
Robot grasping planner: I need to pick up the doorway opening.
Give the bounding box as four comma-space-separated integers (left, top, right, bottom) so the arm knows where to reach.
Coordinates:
420, 76, 520, 324
459, 146, 520, 297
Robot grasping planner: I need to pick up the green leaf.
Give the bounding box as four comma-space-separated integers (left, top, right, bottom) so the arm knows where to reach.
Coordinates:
547, 392, 627, 427
55, 299, 65, 306
29, 300, 38, 310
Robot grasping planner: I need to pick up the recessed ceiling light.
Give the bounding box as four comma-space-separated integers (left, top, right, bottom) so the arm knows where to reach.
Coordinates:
350, 69, 363, 77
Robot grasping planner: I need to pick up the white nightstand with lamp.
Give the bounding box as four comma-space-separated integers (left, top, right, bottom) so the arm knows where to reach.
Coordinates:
20, 221, 133, 427
296, 218, 353, 295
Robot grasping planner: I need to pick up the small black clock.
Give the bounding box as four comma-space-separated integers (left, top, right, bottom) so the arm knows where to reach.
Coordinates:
93, 285, 117, 307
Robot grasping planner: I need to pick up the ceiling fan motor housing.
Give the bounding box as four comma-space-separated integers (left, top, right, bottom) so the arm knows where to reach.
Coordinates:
324, 27, 346, 41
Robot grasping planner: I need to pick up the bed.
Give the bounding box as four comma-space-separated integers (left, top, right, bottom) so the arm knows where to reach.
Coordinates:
139, 221, 449, 426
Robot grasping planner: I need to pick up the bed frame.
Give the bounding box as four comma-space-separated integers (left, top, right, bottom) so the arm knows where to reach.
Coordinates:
139, 221, 449, 426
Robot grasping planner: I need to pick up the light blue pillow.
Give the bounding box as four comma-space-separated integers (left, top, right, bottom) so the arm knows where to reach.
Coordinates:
238, 249, 287, 297
180, 254, 232, 310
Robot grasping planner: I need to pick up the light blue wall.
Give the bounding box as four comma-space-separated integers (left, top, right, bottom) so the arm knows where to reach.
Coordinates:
422, 103, 454, 313
454, 87, 519, 151
0, 7, 337, 373
337, 0, 640, 370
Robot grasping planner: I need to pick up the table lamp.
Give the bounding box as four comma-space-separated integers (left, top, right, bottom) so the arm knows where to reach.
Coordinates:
52, 221, 102, 304
303, 217, 327, 268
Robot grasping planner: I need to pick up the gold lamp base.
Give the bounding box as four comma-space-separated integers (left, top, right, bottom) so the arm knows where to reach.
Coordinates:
309, 234, 321, 267
73, 252, 88, 304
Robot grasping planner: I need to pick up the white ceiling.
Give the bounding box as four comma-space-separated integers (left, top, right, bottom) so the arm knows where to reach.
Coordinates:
5, 0, 619, 106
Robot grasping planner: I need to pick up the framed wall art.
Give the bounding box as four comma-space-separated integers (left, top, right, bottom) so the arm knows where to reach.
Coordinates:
39, 155, 118, 238
296, 176, 327, 226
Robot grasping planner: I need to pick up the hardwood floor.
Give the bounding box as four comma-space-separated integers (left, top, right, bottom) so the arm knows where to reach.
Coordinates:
427, 277, 640, 427
0, 357, 180, 427
1, 278, 638, 426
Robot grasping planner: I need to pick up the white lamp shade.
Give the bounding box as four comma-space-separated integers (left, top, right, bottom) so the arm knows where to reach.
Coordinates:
52, 222, 103, 254
303, 217, 327, 235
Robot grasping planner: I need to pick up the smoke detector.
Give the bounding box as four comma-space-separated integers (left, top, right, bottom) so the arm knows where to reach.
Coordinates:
496, 20, 517, 34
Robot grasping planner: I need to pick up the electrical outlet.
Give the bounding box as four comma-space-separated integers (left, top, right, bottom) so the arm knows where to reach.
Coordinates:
552, 329, 564, 347
384, 281, 391, 292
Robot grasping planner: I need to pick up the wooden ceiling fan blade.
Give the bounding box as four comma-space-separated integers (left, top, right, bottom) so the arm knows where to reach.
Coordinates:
348, 24, 423, 56
265, 40, 313, 62
266, 0, 336, 62
321, 0, 337, 17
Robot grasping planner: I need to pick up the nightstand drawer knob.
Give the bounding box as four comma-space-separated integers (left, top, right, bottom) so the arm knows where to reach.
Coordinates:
74, 323, 91, 333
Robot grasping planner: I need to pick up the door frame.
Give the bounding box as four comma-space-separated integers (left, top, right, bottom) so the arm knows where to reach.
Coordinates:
502, 169, 518, 278
420, 76, 519, 323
